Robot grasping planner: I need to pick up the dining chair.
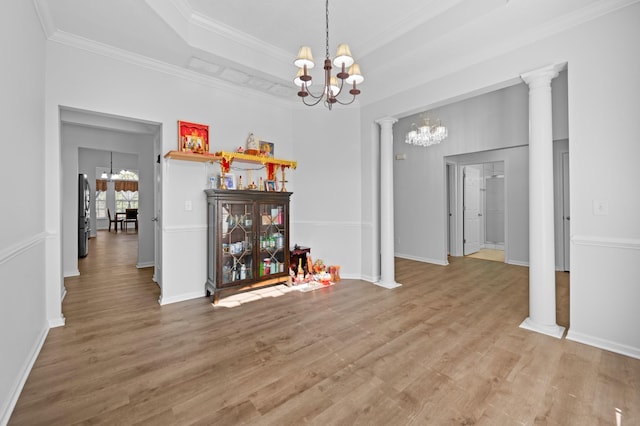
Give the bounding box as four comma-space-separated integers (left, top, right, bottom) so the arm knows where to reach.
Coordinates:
107, 208, 122, 232
123, 208, 138, 232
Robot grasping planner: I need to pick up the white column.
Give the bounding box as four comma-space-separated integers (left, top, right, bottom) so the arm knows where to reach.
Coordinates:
375, 117, 401, 289
520, 63, 566, 338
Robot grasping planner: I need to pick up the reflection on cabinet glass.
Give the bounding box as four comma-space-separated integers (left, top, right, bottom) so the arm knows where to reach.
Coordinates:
205, 189, 291, 303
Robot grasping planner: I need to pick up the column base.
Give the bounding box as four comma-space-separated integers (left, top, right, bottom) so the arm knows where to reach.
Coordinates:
373, 280, 402, 289
520, 317, 565, 339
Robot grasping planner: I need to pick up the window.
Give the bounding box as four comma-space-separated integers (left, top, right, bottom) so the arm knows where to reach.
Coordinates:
95, 191, 106, 219
113, 170, 139, 213
116, 190, 138, 212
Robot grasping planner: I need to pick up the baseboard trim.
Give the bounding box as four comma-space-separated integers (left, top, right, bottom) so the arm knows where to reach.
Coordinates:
48, 315, 66, 328
373, 280, 402, 289
158, 290, 205, 306
0, 323, 49, 426
64, 269, 80, 278
136, 262, 154, 269
566, 330, 640, 360
360, 274, 378, 284
507, 259, 529, 267
395, 253, 448, 266
519, 317, 565, 339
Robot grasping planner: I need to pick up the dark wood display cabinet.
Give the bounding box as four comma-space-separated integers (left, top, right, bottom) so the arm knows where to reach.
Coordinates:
204, 189, 292, 303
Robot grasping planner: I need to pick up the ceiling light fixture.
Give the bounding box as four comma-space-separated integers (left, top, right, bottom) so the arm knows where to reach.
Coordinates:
293, 0, 364, 110
405, 115, 448, 147
100, 152, 119, 181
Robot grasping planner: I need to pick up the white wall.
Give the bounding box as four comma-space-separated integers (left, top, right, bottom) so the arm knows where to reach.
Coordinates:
392, 83, 530, 265
361, 3, 640, 357
393, 74, 566, 266
291, 106, 362, 278
44, 40, 300, 306
0, 1, 49, 423
562, 4, 640, 358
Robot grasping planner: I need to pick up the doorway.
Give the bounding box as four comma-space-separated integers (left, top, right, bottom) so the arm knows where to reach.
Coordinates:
461, 162, 506, 261
446, 156, 509, 261
553, 139, 570, 272
60, 107, 162, 303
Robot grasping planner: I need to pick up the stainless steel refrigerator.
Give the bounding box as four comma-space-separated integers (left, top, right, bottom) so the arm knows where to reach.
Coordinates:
78, 174, 90, 258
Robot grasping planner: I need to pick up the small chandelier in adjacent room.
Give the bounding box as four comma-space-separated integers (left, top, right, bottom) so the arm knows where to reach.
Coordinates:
293, 0, 364, 110
405, 115, 448, 147
100, 152, 119, 181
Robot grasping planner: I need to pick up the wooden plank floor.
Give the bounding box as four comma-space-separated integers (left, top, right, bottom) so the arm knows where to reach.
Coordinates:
10, 231, 640, 425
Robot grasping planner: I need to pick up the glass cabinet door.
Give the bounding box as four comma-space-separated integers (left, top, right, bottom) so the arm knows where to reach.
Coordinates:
220, 201, 254, 286
257, 201, 287, 277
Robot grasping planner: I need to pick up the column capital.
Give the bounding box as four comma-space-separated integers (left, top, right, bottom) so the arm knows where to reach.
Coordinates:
521, 62, 567, 88
376, 116, 398, 127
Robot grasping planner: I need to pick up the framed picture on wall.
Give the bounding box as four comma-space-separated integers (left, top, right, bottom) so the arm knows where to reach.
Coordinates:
220, 174, 236, 190
178, 120, 209, 154
260, 141, 274, 158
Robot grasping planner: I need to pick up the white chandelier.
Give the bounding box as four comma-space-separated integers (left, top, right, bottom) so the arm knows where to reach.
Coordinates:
405, 116, 448, 147
293, 0, 364, 110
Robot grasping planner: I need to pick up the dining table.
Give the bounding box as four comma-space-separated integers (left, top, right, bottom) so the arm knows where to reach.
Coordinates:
115, 212, 127, 231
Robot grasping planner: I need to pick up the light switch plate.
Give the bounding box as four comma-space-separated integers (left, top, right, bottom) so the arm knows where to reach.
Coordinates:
185, 200, 192, 211
593, 200, 608, 216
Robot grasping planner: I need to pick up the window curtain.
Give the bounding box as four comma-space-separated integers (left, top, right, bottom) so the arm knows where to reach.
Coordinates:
96, 180, 138, 192
114, 180, 138, 192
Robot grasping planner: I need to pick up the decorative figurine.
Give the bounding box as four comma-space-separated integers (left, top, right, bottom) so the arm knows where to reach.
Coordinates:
246, 132, 260, 155
279, 166, 288, 192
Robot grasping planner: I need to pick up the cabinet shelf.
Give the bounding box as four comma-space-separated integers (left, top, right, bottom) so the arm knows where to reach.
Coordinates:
205, 189, 292, 304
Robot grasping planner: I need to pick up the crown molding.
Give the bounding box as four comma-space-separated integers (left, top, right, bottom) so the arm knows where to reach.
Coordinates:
189, 10, 291, 65
361, 0, 640, 107
47, 30, 296, 109
158, 0, 290, 65
357, 0, 466, 58
32, 0, 56, 38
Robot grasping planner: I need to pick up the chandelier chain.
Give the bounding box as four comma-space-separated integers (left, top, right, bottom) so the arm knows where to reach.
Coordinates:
294, 0, 363, 110
325, 0, 330, 59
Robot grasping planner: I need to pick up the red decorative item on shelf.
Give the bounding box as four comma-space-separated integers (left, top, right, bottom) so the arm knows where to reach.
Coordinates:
178, 120, 209, 154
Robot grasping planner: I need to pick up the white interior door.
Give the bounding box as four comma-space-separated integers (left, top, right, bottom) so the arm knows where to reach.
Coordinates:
562, 152, 570, 271
464, 166, 481, 255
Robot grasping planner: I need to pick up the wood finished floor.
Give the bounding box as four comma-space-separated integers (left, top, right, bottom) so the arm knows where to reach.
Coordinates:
10, 231, 640, 425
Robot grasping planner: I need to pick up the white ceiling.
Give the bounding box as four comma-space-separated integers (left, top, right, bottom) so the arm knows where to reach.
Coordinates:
35, 0, 636, 106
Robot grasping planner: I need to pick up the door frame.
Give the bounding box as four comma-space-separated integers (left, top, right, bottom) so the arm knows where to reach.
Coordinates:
446, 162, 458, 257
446, 158, 509, 261
553, 139, 570, 271
463, 165, 482, 255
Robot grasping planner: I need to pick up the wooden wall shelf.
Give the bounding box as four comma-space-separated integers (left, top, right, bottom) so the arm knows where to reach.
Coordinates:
163, 150, 219, 163
163, 150, 297, 169
164, 150, 297, 182
214, 151, 297, 170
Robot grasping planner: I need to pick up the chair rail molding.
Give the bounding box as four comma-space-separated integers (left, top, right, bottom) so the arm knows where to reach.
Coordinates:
572, 235, 640, 250
0, 232, 47, 266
